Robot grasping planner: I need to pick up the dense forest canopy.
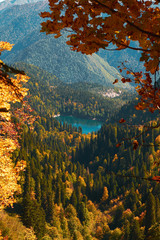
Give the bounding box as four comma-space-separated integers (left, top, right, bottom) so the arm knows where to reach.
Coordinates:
1, 0, 160, 239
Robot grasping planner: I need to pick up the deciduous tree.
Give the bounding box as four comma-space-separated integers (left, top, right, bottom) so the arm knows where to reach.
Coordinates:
0, 42, 29, 208
41, 0, 160, 112
41, 0, 160, 180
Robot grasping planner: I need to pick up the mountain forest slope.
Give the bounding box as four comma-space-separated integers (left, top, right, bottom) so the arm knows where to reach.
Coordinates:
0, 0, 132, 88
13, 62, 133, 121
1, 0, 160, 239
0, 0, 42, 11
4, 63, 159, 240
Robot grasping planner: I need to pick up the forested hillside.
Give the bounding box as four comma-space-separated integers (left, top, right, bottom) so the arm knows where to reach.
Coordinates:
9, 92, 160, 240
1, 0, 160, 239
0, 1, 130, 88
109, 99, 159, 126
13, 62, 133, 121
0, 64, 158, 239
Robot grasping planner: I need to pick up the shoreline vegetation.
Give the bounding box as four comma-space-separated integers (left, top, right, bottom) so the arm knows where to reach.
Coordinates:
54, 114, 103, 134
54, 114, 103, 123
54, 113, 105, 122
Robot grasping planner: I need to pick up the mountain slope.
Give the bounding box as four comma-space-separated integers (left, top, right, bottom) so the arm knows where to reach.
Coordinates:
98, 46, 144, 73
0, 0, 43, 11
12, 62, 132, 121
0, 1, 131, 88
3, 31, 124, 86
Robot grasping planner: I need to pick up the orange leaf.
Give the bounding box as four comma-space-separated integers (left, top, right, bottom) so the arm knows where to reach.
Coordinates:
113, 79, 118, 84
121, 78, 132, 83
152, 176, 160, 182
133, 140, 139, 150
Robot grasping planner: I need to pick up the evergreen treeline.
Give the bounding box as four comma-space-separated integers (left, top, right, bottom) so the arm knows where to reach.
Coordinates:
109, 99, 159, 125
3, 63, 159, 239
13, 62, 133, 121
10, 114, 160, 240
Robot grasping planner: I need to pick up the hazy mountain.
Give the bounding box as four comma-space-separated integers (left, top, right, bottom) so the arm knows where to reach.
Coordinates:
0, 0, 141, 74
2, 30, 125, 86
0, 0, 43, 11
98, 45, 144, 73
0, 1, 132, 88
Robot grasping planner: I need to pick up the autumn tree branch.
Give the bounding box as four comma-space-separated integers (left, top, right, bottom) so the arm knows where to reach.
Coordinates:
93, 0, 160, 39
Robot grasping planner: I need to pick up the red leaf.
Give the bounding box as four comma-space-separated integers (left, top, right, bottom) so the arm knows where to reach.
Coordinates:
116, 143, 121, 147
119, 118, 126, 123
152, 176, 160, 182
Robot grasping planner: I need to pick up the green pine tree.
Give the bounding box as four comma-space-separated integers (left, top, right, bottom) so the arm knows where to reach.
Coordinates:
145, 192, 156, 234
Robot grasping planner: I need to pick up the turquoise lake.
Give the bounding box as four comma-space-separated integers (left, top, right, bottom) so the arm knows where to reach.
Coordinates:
56, 115, 103, 134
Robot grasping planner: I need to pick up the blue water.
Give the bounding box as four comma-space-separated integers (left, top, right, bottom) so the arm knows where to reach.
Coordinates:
56, 115, 103, 134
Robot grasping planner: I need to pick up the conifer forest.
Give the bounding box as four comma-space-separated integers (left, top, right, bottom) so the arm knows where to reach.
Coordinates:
1, 0, 160, 239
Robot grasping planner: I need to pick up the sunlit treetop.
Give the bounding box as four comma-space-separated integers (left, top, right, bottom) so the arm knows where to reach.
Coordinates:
41, 0, 160, 75
0, 42, 29, 120
0, 42, 29, 209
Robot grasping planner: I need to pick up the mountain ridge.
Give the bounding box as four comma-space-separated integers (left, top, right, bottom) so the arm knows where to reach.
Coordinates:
0, 0, 43, 11
0, 1, 132, 88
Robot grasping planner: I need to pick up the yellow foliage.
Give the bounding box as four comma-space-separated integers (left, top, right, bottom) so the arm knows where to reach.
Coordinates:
0, 42, 13, 52
110, 228, 122, 238
0, 41, 28, 208
78, 176, 86, 187
0, 210, 36, 239
101, 187, 109, 202
155, 135, 160, 144
148, 154, 154, 163
112, 154, 118, 162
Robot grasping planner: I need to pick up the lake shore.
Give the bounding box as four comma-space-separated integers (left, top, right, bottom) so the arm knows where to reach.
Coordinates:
55, 115, 104, 134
